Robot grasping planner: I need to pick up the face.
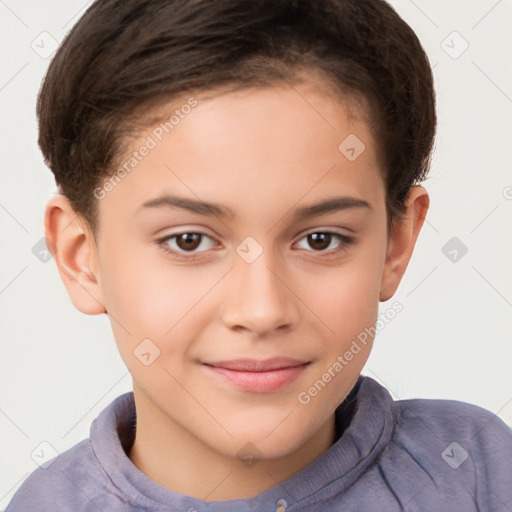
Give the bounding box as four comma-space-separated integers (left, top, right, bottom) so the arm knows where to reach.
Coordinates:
87, 83, 391, 459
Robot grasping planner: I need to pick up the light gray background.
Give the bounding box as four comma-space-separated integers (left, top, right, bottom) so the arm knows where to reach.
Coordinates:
1, 0, 511, 507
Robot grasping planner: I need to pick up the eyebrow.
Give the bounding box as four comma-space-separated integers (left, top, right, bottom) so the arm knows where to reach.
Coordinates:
140, 195, 235, 218
139, 194, 372, 220
291, 196, 372, 221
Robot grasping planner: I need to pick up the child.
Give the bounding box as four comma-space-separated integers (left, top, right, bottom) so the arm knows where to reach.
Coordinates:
7, 0, 512, 510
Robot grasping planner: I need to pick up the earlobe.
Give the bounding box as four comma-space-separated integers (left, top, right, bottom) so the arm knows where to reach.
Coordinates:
379, 186, 429, 302
44, 194, 106, 315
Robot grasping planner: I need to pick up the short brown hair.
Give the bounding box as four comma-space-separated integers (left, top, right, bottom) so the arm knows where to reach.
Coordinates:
37, 0, 436, 232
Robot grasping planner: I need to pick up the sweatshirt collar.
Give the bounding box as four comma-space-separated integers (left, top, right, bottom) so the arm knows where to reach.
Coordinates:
90, 375, 396, 511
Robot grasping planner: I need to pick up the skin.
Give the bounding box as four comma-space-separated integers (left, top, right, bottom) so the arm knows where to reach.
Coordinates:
45, 81, 428, 501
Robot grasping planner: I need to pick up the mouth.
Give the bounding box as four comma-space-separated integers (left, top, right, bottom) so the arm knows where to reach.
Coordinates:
203, 357, 311, 393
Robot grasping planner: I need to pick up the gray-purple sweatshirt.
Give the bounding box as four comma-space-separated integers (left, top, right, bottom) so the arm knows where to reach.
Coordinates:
5, 376, 512, 511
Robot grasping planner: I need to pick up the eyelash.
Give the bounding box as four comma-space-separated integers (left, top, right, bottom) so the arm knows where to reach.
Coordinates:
156, 230, 354, 259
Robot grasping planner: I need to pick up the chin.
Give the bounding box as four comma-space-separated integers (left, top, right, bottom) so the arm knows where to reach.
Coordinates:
217, 422, 318, 462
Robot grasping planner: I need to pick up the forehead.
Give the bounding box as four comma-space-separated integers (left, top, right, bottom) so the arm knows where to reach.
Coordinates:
97, 83, 385, 227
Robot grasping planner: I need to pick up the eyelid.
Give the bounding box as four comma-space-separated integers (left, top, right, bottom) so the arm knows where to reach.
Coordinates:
298, 226, 352, 237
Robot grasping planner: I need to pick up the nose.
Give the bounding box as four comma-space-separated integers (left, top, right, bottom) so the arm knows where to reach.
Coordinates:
220, 247, 300, 337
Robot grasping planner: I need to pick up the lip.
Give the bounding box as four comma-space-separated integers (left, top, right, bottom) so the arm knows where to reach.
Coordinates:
203, 358, 310, 393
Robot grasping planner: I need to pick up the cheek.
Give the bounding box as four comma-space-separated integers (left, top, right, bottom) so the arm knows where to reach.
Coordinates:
304, 254, 384, 336
298, 263, 382, 414
98, 242, 224, 360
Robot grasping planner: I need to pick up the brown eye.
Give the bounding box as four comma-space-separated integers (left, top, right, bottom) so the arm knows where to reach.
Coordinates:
158, 232, 216, 255
307, 233, 332, 251
176, 233, 202, 251
296, 231, 353, 253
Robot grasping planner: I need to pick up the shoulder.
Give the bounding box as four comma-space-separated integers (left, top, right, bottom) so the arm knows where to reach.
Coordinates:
381, 395, 512, 508
393, 396, 512, 447
5, 438, 120, 511
5, 392, 140, 511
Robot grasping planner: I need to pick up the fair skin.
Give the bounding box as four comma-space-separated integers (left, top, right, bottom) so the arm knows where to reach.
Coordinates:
45, 81, 428, 501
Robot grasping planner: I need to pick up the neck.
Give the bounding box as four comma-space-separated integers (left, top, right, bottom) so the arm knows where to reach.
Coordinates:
128, 389, 336, 501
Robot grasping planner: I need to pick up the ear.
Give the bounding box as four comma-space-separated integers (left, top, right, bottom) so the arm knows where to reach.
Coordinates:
44, 194, 106, 315
379, 186, 429, 302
